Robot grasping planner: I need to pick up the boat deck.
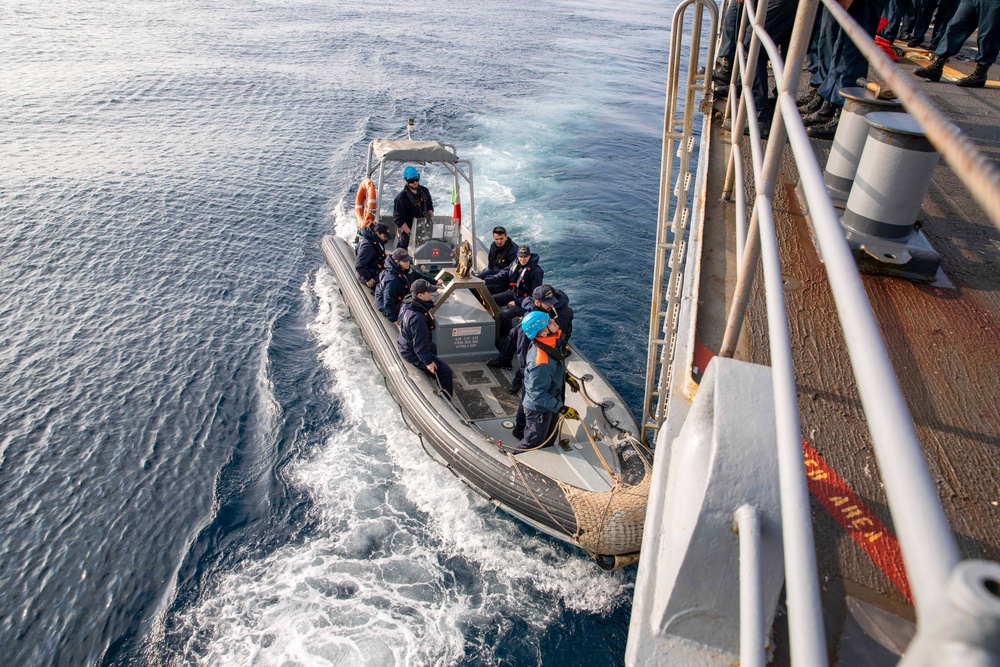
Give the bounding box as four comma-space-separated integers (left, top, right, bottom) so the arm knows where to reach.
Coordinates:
450, 361, 618, 492
702, 50, 1000, 663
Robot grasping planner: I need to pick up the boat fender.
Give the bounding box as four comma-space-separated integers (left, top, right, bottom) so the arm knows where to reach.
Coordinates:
355, 178, 377, 228
615, 443, 648, 486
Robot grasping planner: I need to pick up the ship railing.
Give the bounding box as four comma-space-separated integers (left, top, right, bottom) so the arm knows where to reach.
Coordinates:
635, 0, 1000, 663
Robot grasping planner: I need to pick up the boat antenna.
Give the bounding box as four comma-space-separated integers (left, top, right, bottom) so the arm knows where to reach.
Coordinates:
407, 118, 415, 140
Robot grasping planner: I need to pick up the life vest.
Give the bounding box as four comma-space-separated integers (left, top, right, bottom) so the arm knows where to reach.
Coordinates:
532, 333, 565, 366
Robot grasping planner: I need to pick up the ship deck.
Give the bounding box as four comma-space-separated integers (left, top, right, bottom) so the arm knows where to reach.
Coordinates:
700, 49, 1000, 663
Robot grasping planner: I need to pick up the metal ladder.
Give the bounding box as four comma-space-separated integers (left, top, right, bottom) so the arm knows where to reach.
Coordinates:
640, 0, 717, 447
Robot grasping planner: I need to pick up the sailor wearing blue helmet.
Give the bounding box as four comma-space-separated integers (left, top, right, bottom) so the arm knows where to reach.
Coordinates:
393, 166, 434, 249
510, 311, 579, 451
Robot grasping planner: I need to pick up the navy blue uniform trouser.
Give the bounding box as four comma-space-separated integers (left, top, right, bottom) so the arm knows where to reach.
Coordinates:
880, 0, 916, 41
720, 0, 741, 59
490, 291, 525, 339
911, 0, 960, 48
415, 356, 453, 398
817, 0, 885, 106
746, 0, 799, 124
517, 408, 556, 449
485, 278, 509, 295
935, 0, 1000, 65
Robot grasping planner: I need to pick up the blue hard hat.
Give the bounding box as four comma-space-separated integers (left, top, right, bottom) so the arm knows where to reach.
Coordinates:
521, 311, 551, 340
403, 166, 419, 182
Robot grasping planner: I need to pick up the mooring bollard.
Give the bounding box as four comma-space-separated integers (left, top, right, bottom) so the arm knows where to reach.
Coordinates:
840, 111, 942, 282
823, 87, 902, 206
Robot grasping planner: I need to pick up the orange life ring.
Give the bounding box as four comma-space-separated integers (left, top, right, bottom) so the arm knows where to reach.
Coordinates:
354, 178, 377, 228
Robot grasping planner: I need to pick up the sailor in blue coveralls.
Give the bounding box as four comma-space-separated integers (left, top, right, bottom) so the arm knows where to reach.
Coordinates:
510, 311, 579, 452
392, 166, 434, 249
396, 279, 453, 398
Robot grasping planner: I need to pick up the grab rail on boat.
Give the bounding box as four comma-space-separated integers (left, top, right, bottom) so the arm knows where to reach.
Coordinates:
632, 0, 1000, 664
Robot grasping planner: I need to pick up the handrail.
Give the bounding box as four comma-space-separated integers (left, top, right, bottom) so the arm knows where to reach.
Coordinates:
735, 504, 765, 667
640, 0, 1000, 661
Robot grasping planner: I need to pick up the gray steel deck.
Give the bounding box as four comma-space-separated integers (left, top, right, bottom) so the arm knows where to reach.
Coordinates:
703, 50, 1000, 663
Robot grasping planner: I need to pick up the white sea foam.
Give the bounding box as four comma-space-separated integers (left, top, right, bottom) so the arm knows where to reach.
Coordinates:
166, 267, 629, 665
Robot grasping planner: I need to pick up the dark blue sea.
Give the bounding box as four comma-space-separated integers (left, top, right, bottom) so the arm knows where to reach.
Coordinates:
0, 1, 675, 664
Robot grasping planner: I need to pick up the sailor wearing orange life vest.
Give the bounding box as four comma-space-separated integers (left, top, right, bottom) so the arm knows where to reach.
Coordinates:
512, 311, 579, 451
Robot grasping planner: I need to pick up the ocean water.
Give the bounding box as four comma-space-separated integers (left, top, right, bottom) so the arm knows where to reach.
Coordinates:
0, 0, 674, 664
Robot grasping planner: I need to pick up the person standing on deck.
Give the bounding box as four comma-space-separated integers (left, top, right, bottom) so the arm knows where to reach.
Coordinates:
913, 0, 1000, 87
510, 311, 578, 451
397, 279, 453, 399
476, 226, 519, 280
393, 166, 434, 249
355, 223, 390, 288
798, 0, 887, 138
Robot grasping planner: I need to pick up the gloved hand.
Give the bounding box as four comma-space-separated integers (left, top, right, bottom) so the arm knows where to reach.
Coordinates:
565, 373, 580, 393
559, 406, 580, 421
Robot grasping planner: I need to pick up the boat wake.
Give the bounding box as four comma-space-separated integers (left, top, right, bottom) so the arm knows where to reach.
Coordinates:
159, 264, 631, 666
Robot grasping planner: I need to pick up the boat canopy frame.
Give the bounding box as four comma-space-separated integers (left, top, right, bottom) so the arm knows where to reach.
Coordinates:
364, 139, 480, 274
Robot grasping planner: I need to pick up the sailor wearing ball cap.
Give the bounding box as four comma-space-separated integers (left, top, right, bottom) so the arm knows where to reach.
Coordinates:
396, 279, 453, 399
375, 248, 442, 322
488, 245, 545, 339
355, 223, 391, 287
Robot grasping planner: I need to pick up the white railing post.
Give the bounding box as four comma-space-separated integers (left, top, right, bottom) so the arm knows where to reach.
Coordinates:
736, 504, 765, 667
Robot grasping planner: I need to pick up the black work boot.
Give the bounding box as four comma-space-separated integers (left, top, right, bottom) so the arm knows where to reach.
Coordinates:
796, 87, 819, 107
712, 57, 733, 85
799, 93, 825, 114
956, 63, 991, 88
914, 56, 948, 81
806, 109, 841, 139
803, 100, 835, 126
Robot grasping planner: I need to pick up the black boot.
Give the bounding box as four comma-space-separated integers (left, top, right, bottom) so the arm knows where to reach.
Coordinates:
806, 109, 841, 139
956, 63, 991, 88
712, 57, 733, 85
906, 36, 924, 48
803, 100, 835, 126
914, 56, 947, 81
798, 93, 825, 114
796, 87, 819, 107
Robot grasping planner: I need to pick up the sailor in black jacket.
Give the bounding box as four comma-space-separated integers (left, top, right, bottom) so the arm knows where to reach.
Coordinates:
355, 223, 390, 287
476, 226, 519, 280
375, 248, 440, 322
489, 246, 544, 339
397, 279, 453, 398
489, 284, 574, 392
392, 166, 434, 249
